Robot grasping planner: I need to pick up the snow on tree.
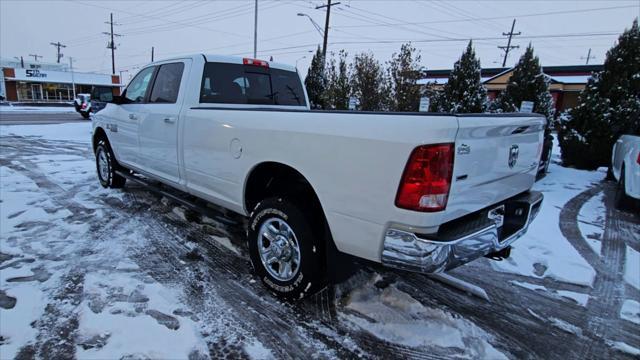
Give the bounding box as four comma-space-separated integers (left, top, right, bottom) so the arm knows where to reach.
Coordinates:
326, 50, 351, 110
386, 43, 423, 112
558, 19, 640, 170
494, 43, 554, 121
437, 40, 487, 113
304, 46, 328, 109
350, 52, 388, 111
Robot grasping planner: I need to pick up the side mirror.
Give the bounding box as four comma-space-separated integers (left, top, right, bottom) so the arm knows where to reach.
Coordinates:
110, 95, 124, 104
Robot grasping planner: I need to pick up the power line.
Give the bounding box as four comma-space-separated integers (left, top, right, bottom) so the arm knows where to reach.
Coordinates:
49, 41, 67, 63
335, 5, 638, 29
28, 54, 42, 62
498, 19, 520, 67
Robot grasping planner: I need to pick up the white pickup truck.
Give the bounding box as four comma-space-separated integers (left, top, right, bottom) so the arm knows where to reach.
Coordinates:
92, 55, 544, 300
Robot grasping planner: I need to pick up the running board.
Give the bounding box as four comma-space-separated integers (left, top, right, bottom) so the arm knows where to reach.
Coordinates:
115, 170, 239, 226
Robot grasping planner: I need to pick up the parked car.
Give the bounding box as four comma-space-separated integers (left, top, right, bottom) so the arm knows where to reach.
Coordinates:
612, 135, 640, 210
91, 55, 544, 300
74, 93, 92, 119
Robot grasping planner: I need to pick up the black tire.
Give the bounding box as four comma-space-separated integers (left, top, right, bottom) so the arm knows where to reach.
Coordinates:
95, 139, 126, 189
615, 167, 632, 210
81, 110, 91, 119
247, 197, 326, 300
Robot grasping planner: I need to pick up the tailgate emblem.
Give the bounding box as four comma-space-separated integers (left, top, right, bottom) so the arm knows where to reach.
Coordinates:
508, 144, 519, 168
457, 144, 471, 155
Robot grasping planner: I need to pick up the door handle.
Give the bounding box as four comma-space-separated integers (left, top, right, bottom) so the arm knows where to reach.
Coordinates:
129, 113, 137, 120
164, 117, 175, 124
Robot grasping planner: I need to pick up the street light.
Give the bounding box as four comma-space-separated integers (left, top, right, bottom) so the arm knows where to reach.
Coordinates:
297, 13, 324, 38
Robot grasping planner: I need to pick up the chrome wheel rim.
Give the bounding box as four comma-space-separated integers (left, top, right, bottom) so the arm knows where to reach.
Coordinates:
97, 148, 109, 181
257, 218, 301, 282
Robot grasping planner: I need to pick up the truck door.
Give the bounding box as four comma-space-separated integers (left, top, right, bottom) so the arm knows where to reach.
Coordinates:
114, 65, 156, 167
136, 60, 189, 184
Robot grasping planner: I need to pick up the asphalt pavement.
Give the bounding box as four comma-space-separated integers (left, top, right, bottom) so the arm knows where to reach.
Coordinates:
0, 111, 88, 125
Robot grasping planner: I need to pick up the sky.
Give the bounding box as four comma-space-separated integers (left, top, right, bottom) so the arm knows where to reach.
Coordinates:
1, 0, 638, 80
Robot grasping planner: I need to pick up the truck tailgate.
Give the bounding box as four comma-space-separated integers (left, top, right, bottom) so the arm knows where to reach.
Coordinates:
443, 114, 546, 223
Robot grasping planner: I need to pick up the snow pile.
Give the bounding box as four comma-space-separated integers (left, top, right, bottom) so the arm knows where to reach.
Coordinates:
490, 137, 599, 287
577, 192, 605, 254
76, 272, 208, 359
620, 299, 640, 325
339, 275, 506, 359
624, 246, 640, 290
0, 106, 75, 113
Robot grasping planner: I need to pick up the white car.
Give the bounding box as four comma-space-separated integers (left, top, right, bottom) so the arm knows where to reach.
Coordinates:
612, 135, 640, 209
91, 54, 544, 300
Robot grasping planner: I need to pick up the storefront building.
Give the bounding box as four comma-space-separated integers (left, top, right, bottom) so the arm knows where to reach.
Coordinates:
419, 64, 603, 114
1, 60, 120, 102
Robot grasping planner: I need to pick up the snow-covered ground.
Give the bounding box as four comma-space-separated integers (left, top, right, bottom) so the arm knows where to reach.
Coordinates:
490, 139, 601, 287
0, 105, 75, 113
1, 123, 639, 359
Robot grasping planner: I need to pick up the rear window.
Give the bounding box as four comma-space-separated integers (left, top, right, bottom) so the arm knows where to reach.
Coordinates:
200, 62, 306, 106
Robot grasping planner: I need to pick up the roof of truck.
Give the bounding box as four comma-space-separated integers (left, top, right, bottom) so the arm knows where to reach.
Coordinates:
144, 54, 298, 73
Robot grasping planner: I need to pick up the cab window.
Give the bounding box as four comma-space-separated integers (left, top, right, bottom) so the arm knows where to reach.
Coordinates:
149, 62, 184, 103
200, 62, 306, 106
124, 66, 155, 103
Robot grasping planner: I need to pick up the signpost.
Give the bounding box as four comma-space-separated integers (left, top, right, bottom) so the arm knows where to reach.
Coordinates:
348, 97, 358, 111
419, 97, 430, 112
520, 101, 534, 113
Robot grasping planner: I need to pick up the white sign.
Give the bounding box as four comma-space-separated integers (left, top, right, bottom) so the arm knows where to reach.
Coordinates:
419, 96, 430, 112
9, 68, 116, 87
520, 101, 534, 113
348, 97, 359, 111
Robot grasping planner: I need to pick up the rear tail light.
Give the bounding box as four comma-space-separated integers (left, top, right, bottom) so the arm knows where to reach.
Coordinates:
395, 143, 454, 212
243, 58, 269, 68
637, 152, 640, 165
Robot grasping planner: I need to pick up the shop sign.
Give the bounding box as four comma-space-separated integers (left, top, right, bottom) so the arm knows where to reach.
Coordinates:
25, 69, 47, 78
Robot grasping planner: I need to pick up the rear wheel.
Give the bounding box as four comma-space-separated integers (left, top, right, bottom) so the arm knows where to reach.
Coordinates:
615, 167, 632, 210
81, 110, 91, 119
248, 197, 326, 300
95, 139, 126, 189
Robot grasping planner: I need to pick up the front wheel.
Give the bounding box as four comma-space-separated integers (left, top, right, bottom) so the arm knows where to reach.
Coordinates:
95, 139, 126, 189
247, 197, 326, 300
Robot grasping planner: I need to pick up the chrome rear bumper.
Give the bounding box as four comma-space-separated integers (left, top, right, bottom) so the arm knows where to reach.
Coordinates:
381, 191, 543, 274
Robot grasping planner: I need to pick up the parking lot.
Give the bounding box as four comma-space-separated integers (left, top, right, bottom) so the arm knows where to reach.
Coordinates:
1, 121, 639, 359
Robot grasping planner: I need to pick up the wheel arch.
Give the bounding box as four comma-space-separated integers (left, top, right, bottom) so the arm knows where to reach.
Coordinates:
92, 127, 109, 154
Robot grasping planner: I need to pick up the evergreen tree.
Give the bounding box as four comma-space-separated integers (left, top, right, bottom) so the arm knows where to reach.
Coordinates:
304, 46, 327, 109
495, 44, 554, 121
326, 50, 351, 110
438, 41, 487, 113
387, 43, 423, 112
350, 52, 387, 111
558, 19, 640, 169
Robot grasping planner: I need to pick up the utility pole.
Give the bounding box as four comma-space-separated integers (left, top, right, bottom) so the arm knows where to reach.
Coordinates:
103, 13, 122, 75
581, 48, 595, 65
28, 54, 42, 62
253, 0, 258, 58
151, 46, 154, 62
50, 41, 67, 63
498, 19, 520, 67
69, 57, 76, 100
315, 0, 340, 63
